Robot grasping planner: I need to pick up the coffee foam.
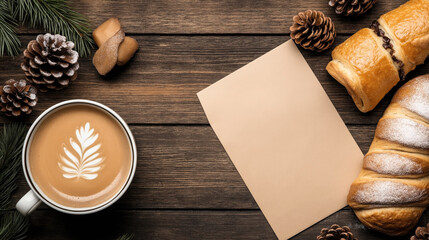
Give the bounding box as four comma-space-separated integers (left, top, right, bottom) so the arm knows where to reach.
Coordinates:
28, 104, 132, 209
59, 122, 104, 180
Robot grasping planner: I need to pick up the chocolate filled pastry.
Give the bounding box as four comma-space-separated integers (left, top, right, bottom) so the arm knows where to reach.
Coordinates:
326, 0, 429, 112
347, 74, 429, 236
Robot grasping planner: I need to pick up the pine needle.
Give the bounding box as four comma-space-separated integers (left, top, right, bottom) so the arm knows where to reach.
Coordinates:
0, 123, 29, 240
117, 233, 134, 240
0, 1, 20, 56
0, 211, 29, 240
10, 0, 94, 57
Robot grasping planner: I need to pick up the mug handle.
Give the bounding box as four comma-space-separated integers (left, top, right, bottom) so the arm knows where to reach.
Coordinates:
16, 190, 42, 215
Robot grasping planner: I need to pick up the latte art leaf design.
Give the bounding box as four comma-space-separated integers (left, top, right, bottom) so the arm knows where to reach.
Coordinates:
58, 122, 104, 180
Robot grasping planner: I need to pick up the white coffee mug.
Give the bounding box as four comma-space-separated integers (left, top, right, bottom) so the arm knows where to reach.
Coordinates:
16, 99, 137, 215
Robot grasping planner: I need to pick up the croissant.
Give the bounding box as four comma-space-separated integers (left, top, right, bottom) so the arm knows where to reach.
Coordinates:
326, 0, 429, 112
347, 74, 429, 236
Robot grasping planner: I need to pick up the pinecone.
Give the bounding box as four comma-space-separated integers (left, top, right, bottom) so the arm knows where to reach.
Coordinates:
328, 0, 377, 17
316, 224, 357, 240
411, 223, 429, 240
290, 10, 336, 52
21, 33, 79, 92
0, 79, 37, 117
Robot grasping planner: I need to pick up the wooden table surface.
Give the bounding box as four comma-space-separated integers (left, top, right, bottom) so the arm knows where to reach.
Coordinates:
4, 0, 429, 239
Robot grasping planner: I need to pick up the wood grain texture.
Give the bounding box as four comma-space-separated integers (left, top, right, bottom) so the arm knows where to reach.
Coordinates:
290, 207, 429, 240
63, 0, 404, 34
28, 209, 276, 240
13, 125, 373, 210
25, 207, 429, 240
2, 35, 426, 125
7, 0, 429, 239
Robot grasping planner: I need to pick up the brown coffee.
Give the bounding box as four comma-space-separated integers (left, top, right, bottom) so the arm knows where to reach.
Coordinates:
28, 104, 132, 209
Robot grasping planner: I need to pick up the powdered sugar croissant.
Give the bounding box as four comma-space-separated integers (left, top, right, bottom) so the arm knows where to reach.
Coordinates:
347, 74, 429, 236
326, 0, 429, 112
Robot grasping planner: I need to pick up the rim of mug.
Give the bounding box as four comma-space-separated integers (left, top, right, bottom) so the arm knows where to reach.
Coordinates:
22, 99, 137, 214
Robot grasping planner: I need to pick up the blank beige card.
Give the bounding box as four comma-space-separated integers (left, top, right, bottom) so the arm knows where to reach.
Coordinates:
197, 40, 363, 239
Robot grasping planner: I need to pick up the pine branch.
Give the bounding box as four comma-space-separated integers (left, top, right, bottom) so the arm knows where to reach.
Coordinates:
0, 211, 29, 240
0, 1, 20, 56
0, 123, 29, 240
10, 0, 94, 57
116, 234, 134, 240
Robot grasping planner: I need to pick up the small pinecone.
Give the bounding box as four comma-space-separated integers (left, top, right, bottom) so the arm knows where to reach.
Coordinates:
411, 223, 429, 240
290, 10, 336, 52
328, 0, 377, 17
316, 224, 357, 240
21, 33, 79, 92
0, 79, 37, 117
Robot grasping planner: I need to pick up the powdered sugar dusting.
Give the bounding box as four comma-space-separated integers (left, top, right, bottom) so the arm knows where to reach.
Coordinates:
377, 118, 429, 149
397, 77, 429, 120
354, 181, 427, 204
364, 153, 423, 175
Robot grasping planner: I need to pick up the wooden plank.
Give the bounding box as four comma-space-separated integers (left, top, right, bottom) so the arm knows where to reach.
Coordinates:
62, 0, 404, 34
8, 1, 426, 239
12, 125, 374, 210
26, 207, 427, 240
27, 209, 277, 240
2, 35, 424, 125
27, 207, 427, 239
291, 207, 428, 240
25, 207, 428, 239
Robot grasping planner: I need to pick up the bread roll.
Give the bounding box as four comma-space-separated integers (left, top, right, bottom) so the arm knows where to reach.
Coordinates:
347, 74, 429, 236
327, 28, 400, 112
327, 0, 429, 112
379, 0, 429, 72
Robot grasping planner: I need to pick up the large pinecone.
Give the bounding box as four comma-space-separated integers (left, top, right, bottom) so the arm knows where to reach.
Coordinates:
328, 0, 377, 17
316, 224, 357, 240
411, 223, 429, 240
290, 10, 336, 52
0, 79, 37, 117
21, 33, 79, 92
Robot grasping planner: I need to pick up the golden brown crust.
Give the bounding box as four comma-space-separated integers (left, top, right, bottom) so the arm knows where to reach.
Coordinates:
375, 21, 413, 75
363, 151, 429, 177
391, 74, 429, 122
327, 0, 429, 112
347, 74, 429, 236
379, 0, 429, 70
326, 28, 399, 112
354, 208, 423, 236
348, 175, 429, 209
